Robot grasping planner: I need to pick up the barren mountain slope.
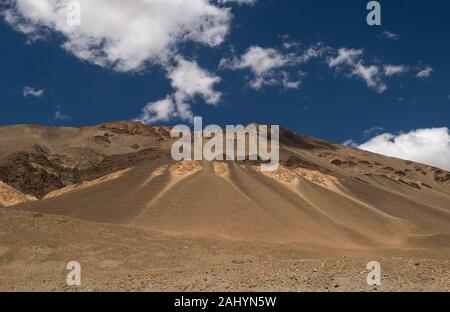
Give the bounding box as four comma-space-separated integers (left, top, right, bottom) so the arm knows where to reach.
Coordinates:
0, 121, 449, 291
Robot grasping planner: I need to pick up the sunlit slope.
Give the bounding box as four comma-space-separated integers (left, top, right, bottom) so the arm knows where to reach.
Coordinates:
1, 121, 449, 249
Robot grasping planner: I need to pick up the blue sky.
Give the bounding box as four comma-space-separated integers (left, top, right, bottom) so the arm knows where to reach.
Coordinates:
0, 0, 449, 150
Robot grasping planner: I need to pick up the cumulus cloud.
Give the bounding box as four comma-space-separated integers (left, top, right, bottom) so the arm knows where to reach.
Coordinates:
2, 0, 231, 72
416, 66, 433, 79
220, 43, 326, 90
168, 57, 222, 106
138, 57, 221, 123
22, 86, 44, 97
3, 0, 234, 123
3, 1, 435, 122
220, 45, 295, 89
138, 97, 175, 124
357, 127, 450, 171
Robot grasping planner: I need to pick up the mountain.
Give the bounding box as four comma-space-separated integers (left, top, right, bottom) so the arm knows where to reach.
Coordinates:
0, 121, 449, 291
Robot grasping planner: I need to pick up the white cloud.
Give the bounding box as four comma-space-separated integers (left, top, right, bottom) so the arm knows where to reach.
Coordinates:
138, 97, 176, 124
168, 57, 222, 106
358, 127, 450, 171
327, 48, 364, 68
221, 43, 426, 94
52, 104, 70, 120
280, 72, 301, 89
364, 126, 384, 137
381, 30, 400, 41
384, 65, 408, 76
1, 8, 47, 43
221, 46, 290, 75
3, 0, 234, 123
22, 86, 44, 97
280, 35, 300, 50
53, 110, 70, 120
2, 0, 231, 72
351, 62, 386, 93
343, 139, 358, 147
220, 45, 294, 89
297, 43, 328, 63
328, 48, 387, 93
138, 57, 221, 123
4, 1, 434, 121
416, 66, 433, 79
328, 48, 435, 92
220, 43, 325, 90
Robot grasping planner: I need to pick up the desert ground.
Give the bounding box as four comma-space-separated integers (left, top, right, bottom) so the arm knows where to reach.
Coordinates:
0, 122, 449, 291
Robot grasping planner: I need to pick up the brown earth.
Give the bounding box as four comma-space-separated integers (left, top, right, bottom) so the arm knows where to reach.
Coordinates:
0, 121, 449, 291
